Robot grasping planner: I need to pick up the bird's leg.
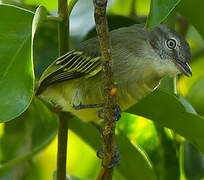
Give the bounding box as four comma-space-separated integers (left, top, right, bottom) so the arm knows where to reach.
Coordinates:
90, 122, 120, 168
90, 122, 103, 135
97, 146, 120, 168
73, 103, 104, 110
74, 103, 121, 167
73, 103, 122, 122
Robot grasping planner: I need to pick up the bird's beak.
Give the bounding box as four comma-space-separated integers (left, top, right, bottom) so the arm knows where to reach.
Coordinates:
176, 60, 192, 77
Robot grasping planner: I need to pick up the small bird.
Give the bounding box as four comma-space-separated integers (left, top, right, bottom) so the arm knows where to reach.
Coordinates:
36, 24, 192, 122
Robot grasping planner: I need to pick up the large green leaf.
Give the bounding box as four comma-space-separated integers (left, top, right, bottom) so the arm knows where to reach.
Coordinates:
178, 0, 204, 39
118, 114, 180, 180
32, 6, 47, 42
183, 141, 204, 180
0, 97, 58, 174
186, 75, 204, 115
69, 117, 157, 180
0, 4, 34, 123
146, 0, 180, 28
33, 16, 59, 79
126, 89, 204, 153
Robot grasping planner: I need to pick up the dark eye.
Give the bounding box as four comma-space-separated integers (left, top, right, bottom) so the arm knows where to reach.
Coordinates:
166, 38, 177, 49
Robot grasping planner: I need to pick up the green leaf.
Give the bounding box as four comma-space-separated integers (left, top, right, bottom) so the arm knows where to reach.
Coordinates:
33, 20, 59, 79
186, 75, 204, 115
117, 114, 180, 179
0, 97, 58, 171
116, 131, 157, 180
32, 6, 47, 42
178, 0, 204, 39
126, 89, 204, 153
0, 4, 34, 123
184, 141, 204, 179
146, 0, 181, 28
178, 95, 197, 114
69, 117, 157, 180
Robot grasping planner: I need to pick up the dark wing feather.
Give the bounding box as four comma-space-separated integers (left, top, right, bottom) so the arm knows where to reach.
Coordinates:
37, 50, 102, 95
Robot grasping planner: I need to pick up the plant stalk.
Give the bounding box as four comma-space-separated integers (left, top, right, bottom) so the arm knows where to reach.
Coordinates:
57, 0, 69, 179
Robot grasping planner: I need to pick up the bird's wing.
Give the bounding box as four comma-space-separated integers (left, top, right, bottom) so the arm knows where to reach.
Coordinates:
37, 49, 102, 94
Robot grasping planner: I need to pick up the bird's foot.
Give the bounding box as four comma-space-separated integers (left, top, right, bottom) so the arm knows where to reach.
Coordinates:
97, 147, 120, 168
73, 102, 122, 122
98, 104, 122, 122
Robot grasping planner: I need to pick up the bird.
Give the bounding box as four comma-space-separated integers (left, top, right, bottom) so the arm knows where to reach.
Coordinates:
36, 24, 192, 122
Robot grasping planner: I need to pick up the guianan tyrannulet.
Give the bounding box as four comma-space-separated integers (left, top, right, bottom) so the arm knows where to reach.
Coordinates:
37, 24, 192, 122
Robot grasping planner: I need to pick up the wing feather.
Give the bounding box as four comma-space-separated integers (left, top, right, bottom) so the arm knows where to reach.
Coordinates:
37, 49, 102, 94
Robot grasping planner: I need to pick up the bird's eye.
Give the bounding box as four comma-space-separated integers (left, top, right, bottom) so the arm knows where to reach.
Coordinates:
166, 38, 177, 49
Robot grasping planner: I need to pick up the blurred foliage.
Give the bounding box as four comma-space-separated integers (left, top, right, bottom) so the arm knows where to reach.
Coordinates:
146, 0, 181, 28
0, 97, 58, 179
0, 0, 204, 179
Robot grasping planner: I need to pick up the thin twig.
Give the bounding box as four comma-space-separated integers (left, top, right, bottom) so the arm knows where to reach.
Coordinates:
57, 0, 70, 179
93, 0, 117, 179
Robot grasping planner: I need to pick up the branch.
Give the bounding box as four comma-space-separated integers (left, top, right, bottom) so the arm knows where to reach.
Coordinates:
58, 0, 69, 54
93, 0, 117, 179
57, 0, 70, 179
57, 112, 69, 180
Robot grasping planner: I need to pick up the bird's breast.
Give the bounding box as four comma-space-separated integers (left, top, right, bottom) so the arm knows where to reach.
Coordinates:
115, 69, 161, 111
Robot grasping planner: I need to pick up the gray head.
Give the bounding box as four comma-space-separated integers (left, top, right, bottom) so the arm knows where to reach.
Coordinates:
146, 24, 192, 77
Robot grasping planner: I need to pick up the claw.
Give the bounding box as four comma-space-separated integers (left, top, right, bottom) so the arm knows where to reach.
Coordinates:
73, 102, 83, 110
97, 147, 103, 159
109, 104, 122, 122
98, 109, 105, 119
91, 122, 103, 135
107, 147, 120, 168
96, 146, 120, 168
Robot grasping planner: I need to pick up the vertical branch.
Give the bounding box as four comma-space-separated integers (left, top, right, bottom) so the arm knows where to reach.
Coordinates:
93, 0, 117, 179
58, 0, 69, 54
57, 112, 69, 180
57, 0, 69, 179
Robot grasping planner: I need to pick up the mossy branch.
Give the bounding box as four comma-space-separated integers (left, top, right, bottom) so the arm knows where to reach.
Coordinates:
93, 0, 117, 179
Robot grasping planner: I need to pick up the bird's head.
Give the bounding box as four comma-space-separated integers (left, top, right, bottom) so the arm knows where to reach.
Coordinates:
147, 24, 192, 77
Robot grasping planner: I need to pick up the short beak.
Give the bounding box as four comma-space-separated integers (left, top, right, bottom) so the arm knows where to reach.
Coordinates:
176, 60, 192, 77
